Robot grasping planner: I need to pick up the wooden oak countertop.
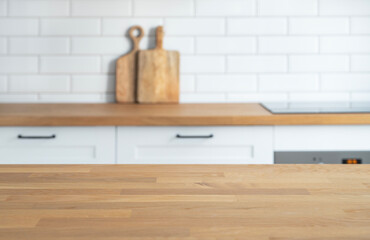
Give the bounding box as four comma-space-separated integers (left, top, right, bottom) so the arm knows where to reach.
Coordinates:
0, 164, 369, 239
0, 103, 370, 126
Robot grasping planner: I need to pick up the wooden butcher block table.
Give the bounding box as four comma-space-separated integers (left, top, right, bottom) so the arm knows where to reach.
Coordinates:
0, 165, 369, 239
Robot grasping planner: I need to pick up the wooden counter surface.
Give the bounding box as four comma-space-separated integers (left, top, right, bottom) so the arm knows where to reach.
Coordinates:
1, 103, 370, 126
0, 164, 369, 239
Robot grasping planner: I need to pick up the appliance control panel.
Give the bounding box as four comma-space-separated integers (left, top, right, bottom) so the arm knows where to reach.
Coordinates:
275, 151, 369, 164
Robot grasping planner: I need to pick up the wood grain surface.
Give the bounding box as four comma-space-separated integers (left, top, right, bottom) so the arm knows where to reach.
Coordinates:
0, 164, 369, 240
116, 26, 144, 103
0, 103, 370, 126
137, 26, 180, 103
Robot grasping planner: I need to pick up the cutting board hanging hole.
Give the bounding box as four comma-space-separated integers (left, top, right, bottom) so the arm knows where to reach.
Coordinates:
129, 26, 144, 51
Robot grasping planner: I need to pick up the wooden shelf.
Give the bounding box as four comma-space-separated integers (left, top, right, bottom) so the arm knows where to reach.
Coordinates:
0, 103, 369, 126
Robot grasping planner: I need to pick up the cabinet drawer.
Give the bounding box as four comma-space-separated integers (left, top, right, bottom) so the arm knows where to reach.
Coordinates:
117, 127, 273, 164
0, 127, 115, 164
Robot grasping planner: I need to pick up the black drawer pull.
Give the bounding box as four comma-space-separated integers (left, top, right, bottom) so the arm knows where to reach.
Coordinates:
18, 134, 56, 139
176, 134, 214, 139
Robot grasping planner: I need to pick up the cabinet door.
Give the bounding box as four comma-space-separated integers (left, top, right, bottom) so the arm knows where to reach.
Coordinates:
117, 126, 273, 164
0, 127, 115, 164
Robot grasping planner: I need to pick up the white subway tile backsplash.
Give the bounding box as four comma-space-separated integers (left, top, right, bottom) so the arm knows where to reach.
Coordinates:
164, 37, 194, 54
9, 75, 70, 93
41, 19, 101, 36
0, 38, 6, 54
228, 56, 287, 73
322, 74, 370, 91
72, 75, 115, 93
0, 19, 38, 36
135, 0, 194, 17
72, 37, 129, 54
196, 37, 256, 54
102, 55, 119, 73
0, 0, 368, 103
228, 18, 287, 35
320, 0, 370, 16
139, 37, 156, 50
102, 94, 116, 102
9, 0, 69, 16
0, 57, 38, 73
180, 93, 226, 103
289, 93, 350, 102
103, 18, 163, 36
351, 17, 370, 34
41, 57, 100, 73
39, 94, 106, 103
321, 37, 370, 53
227, 93, 288, 102
196, 0, 255, 16
351, 55, 370, 72
72, 0, 131, 16
181, 56, 225, 73
9, 38, 69, 55
259, 37, 318, 54
0, 94, 38, 103
259, 0, 317, 16
180, 75, 195, 92
197, 75, 257, 92
0, 1, 6, 16
290, 55, 350, 72
289, 18, 349, 35
0, 76, 6, 92
259, 74, 319, 92
166, 19, 225, 36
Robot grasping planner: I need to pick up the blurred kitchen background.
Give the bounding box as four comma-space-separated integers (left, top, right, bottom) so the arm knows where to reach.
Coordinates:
0, 0, 369, 103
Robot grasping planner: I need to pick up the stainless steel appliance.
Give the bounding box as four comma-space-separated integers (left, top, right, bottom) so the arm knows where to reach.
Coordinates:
262, 102, 370, 114
275, 151, 370, 164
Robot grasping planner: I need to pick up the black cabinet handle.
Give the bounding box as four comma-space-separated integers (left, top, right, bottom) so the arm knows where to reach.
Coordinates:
176, 134, 213, 139
18, 134, 56, 139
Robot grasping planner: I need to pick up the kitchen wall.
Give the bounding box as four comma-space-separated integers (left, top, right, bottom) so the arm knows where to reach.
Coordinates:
0, 0, 369, 103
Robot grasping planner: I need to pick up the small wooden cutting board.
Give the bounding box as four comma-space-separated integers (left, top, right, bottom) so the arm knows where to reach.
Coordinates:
137, 26, 180, 103
115, 26, 144, 103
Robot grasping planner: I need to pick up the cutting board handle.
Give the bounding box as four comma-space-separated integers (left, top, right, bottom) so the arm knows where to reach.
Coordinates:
129, 26, 144, 50
156, 26, 164, 50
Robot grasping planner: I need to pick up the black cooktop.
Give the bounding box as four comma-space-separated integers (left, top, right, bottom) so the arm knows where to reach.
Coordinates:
262, 102, 370, 114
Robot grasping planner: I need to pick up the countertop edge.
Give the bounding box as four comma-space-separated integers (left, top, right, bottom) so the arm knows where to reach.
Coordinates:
0, 103, 370, 126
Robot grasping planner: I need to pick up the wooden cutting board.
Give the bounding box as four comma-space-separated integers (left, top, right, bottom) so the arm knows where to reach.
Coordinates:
137, 26, 180, 103
115, 26, 144, 103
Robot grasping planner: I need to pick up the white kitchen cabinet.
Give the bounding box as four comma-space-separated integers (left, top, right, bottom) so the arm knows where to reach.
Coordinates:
3, 125, 369, 164
117, 126, 273, 164
0, 127, 115, 164
274, 125, 370, 151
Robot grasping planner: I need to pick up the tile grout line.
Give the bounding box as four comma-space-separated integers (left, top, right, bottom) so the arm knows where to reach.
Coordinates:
193, 0, 196, 17
131, 0, 134, 17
